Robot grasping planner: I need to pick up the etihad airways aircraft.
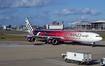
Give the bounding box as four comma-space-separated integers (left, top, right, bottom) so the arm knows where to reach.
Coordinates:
25, 18, 102, 47
1, 18, 103, 47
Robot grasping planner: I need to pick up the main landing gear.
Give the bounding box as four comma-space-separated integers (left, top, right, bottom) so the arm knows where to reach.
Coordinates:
45, 38, 59, 45
91, 42, 95, 47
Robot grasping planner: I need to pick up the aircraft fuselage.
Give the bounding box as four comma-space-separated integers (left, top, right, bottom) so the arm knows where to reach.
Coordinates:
33, 30, 103, 42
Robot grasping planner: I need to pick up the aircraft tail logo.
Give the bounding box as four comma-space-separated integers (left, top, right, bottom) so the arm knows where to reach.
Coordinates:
25, 17, 33, 34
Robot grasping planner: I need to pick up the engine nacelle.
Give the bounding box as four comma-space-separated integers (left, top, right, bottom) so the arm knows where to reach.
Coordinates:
27, 37, 36, 42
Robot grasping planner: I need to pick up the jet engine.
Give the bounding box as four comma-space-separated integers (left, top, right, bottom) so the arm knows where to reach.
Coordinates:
27, 37, 36, 42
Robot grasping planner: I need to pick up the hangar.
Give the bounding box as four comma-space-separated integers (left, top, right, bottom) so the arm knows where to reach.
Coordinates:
68, 20, 105, 30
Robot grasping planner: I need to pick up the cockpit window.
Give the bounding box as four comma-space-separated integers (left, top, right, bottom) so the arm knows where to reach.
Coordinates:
96, 35, 101, 37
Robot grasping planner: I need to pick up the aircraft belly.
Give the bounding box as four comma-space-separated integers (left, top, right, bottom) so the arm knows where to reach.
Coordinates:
64, 37, 90, 42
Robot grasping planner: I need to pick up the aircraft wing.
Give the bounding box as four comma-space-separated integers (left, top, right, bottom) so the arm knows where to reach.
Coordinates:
1, 32, 64, 39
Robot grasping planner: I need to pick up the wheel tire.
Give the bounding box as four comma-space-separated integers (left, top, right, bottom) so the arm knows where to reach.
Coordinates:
52, 39, 58, 45
65, 59, 70, 63
91, 42, 95, 47
92, 43, 94, 47
78, 62, 82, 65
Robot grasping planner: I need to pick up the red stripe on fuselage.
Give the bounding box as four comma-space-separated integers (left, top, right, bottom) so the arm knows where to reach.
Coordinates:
33, 30, 79, 41
33, 30, 36, 35
40, 32, 44, 36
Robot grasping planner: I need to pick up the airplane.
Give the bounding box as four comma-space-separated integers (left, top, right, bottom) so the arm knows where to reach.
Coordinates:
1, 17, 103, 47
25, 18, 102, 47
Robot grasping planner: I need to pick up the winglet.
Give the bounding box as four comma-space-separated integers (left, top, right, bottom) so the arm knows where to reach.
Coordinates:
1, 32, 4, 35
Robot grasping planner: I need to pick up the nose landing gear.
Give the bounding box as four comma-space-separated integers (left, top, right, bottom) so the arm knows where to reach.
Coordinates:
91, 42, 95, 47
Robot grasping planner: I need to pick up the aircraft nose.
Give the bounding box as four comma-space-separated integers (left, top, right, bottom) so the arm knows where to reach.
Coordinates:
100, 37, 103, 41
98, 37, 103, 41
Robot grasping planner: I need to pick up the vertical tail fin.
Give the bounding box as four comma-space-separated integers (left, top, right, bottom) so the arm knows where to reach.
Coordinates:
25, 17, 33, 34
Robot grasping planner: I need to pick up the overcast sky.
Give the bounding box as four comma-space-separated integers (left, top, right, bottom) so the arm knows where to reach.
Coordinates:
0, 0, 105, 26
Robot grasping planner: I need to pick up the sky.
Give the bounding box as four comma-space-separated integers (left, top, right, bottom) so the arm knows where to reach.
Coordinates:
0, 0, 105, 26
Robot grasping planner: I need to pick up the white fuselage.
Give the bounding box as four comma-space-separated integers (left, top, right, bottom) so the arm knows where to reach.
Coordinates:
69, 32, 103, 42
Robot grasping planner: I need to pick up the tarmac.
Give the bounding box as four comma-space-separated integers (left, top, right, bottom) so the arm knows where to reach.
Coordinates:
0, 41, 105, 66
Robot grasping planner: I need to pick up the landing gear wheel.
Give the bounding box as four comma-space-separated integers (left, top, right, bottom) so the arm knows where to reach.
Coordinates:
91, 42, 95, 47
78, 62, 82, 65
45, 41, 47, 44
65, 59, 70, 63
52, 39, 58, 45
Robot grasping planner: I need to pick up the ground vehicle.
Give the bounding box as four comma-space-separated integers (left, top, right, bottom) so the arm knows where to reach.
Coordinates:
62, 51, 92, 65
100, 58, 105, 66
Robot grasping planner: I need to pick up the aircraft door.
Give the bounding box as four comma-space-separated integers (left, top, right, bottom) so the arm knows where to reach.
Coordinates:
88, 34, 92, 41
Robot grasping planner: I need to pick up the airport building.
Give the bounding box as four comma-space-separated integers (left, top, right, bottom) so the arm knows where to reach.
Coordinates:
69, 20, 105, 30
46, 21, 64, 30
0, 26, 3, 30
